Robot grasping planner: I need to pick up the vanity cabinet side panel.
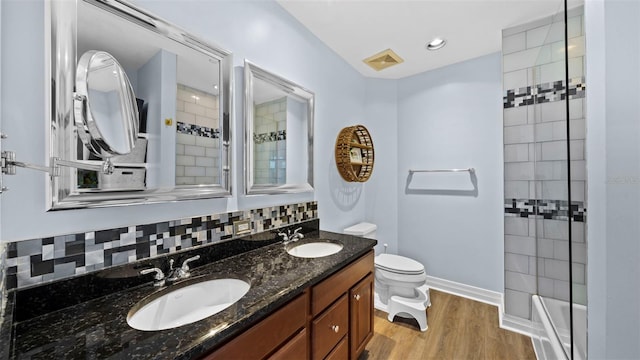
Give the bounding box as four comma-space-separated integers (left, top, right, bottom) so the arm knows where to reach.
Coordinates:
204, 291, 308, 360
311, 251, 374, 316
349, 273, 374, 359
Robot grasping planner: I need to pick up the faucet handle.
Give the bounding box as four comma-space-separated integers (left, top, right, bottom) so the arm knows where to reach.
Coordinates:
181, 255, 200, 272
278, 232, 289, 242
140, 267, 165, 286
291, 227, 302, 235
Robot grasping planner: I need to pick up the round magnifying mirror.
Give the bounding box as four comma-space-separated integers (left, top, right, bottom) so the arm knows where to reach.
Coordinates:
74, 50, 139, 158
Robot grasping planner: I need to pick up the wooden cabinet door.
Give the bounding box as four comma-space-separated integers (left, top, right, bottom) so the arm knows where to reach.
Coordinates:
349, 273, 374, 359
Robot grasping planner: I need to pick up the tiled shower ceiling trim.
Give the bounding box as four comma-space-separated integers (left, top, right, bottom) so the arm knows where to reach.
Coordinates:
176, 121, 220, 138
504, 198, 586, 222
503, 77, 586, 109
4, 201, 318, 290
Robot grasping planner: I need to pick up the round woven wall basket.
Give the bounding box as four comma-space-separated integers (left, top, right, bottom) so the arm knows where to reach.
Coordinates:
335, 125, 374, 182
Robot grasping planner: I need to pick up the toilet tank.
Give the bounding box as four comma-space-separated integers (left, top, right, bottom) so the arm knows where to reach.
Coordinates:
344, 222, 377, 239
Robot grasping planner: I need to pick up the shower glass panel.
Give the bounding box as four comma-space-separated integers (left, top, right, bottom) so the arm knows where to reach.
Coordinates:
530, 2, 586, 360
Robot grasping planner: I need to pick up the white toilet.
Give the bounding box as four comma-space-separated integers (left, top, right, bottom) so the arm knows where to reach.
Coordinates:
344, 222, 431, 331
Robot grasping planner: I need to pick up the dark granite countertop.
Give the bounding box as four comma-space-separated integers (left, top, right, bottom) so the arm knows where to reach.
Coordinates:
5, 229, 376, 359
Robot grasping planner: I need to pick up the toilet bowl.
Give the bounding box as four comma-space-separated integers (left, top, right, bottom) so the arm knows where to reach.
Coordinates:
374, 253, 427, 309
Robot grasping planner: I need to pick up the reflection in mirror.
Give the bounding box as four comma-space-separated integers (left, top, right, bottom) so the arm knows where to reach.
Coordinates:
244, 60, 314, 194
75, 50, 139, 158
50, 0, 232, 209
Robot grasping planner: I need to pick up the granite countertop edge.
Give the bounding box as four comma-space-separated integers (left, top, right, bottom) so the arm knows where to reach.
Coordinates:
8, 230, 377, 359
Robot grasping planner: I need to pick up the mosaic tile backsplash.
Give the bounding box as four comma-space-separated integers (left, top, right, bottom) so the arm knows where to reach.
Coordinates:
4, 201, 317, 290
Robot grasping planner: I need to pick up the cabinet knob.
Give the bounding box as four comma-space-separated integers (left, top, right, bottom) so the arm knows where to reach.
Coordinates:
354, 294, 361, 301
331, 325, 339, 333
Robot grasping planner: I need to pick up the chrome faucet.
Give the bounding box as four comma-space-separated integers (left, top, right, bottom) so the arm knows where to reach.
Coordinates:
140, 255, 200, 286
166, 255, 200, 283
278, 227, 304, 244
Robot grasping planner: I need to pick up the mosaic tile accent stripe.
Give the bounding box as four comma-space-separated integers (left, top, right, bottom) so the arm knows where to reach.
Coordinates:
0, 242, 6, 317
176, 121, 220, 139
504, 198, 586, 222
254, 130, 286, 144
5, 201, 318, 290
503, 77, 586, 109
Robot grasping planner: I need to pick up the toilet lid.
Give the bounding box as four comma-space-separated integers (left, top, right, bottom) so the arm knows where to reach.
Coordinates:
375, 254, 425, 275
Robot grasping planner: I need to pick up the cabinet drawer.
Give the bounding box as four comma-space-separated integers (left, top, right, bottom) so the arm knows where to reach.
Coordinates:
205, 292, 308, 360
312, 295, 348, 360
312, 251, 374, 316
268, 329, 308, 360
325, 337, 348, 360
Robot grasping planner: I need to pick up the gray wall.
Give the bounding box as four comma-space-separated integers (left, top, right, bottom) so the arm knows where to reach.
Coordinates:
396, 53, 504, 293
586, 0, 640, 358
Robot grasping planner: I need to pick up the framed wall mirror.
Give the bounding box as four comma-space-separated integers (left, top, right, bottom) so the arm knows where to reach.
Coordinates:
244, 60, 314, 195
49, 0, 232, 209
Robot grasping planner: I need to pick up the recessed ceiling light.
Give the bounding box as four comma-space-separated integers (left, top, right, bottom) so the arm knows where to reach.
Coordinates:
426, 38, 446, 51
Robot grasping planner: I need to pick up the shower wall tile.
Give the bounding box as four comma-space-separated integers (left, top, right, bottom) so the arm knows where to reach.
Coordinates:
504, 106, 528, 127
544, 258, 570, 281
504, 181, 529, 199
506, 271, 537, 293
504, 144, 529, 162
503, 32, 526, 55
503, 69, 529, 91
504, 124, 534, 144
505, 162, 535, 180
503, 5, 587, 320
505, 289, 531, 319
504, 217, 529, 236
505, 253, 530, 274
505, 235, 536, 256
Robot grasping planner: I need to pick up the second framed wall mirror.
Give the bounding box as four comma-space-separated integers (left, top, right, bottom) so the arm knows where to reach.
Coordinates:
244, 60, 314, 195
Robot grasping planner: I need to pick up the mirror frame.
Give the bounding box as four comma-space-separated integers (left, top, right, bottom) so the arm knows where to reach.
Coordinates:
244, 60, 314, 195
49, 0, 233, 210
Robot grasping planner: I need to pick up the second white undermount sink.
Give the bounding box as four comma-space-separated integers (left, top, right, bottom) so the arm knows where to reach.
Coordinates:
127, 277, 250, 331
286, 240, 343, 258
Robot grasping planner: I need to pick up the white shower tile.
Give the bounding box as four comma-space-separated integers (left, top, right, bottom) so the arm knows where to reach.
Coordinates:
570, 160, 586, 181
504, 144, 529, 162
544, 219, 569, 240
506, 271, 537, 293
554, 239, 570, 261
538, 238, 554, 258
572, 263, 586, 284
505, 235, 536, 256
572, 222, 585, 243
570, 119, 586, 140
528, 256, 537, 275
544, 258, 570, 281
504, 106, 528, 127
505, 162, 534, 181
506, 253, 530, 274
185, 166, 205, 177
535, 122, 554, 142
503, 69, 528, 91
539, 60, 564, 84
505, 181, 529, 199
538, 277, 555, 297
185, 145, 206, 157
568, 36, 585, 58
176, 155, 195, 166
539, 101, 566, 123
503, 32, 526, 55
176, 133, 196, 146
505, 289, 531, 319
554, 280, 570, 301
570, 99, 584, 119
503, 48, 541, 72
504, 124, 534, 144
568, 15, 582, 38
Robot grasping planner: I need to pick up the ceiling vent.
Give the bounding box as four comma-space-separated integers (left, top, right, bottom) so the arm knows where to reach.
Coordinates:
363, 49, 404, 71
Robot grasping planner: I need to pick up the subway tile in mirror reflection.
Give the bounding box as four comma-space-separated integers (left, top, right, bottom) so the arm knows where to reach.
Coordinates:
4, 201, 317, 290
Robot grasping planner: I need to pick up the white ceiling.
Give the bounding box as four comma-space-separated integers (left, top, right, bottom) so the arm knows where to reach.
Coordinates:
276, 0, 582, 79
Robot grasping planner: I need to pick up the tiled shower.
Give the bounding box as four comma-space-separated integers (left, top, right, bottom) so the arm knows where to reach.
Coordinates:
253, 98, 287, 185
502, 4, 587, 324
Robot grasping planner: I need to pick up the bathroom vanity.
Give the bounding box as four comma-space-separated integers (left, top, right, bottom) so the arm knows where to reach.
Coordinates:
3, 224, 376, 359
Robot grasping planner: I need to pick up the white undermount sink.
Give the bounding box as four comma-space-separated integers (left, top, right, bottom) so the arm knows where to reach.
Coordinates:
286, 240, 343, 258
127, 277, 250, 331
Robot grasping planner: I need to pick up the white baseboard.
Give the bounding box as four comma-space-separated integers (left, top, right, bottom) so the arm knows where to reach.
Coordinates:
425, 275, 503, 307
425, 275, 534, 338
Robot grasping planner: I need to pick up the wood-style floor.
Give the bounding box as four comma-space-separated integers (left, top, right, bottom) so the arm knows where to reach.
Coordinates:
359, 290, 536, 360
